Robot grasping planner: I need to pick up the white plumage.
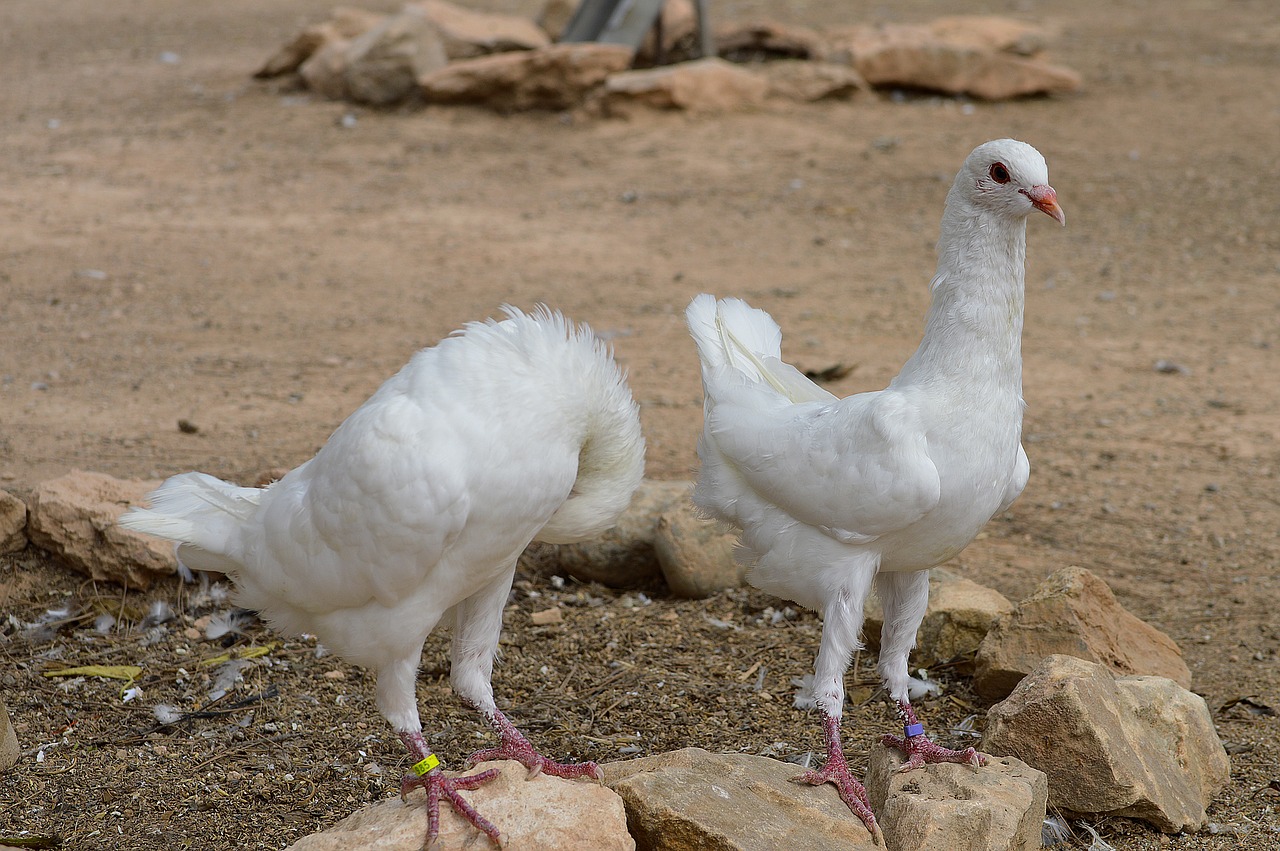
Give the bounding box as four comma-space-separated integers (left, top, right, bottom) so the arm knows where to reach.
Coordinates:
687, 139, 1063, 839
121, 306, 645, 846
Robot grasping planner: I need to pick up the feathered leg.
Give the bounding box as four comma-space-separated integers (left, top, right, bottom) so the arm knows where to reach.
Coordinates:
790, 570, 884, 844
876, 570, 985, 770
452, 570, 602, 781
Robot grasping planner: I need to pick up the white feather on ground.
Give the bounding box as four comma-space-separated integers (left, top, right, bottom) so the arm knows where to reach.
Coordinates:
687, 139, 1064, 841
120, 305, 645, 846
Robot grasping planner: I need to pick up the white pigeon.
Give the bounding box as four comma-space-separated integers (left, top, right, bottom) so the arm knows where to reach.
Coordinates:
686, 139, 1063, 840
120, 306, 645, 847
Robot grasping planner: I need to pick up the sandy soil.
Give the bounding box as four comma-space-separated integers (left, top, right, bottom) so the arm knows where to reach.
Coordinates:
1, 0, 1277, 848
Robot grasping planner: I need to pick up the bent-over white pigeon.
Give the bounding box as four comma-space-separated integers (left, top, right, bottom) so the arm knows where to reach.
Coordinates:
686, 139, 1064, 840
120, 306, 645, 846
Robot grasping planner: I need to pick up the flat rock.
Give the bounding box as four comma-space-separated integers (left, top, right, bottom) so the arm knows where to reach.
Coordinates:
864, 567, 1013, 671
760, 60, 870, 102
256, 7, 386, 78
0, 489, 27, 554
524, 479, 688, 587
829, 23, 1081, 100
288, 760, 633, 850
973, 566, 1191, 700
864, 744, 1047, 851
982, 655, 1230, 833
419, 43, 634, 111
1, 696, 17, 772
410, 0, 550, 60
926, 16, 1051, 56
343, 7, 449, 105
600, 58, 768, 116
603, 748, 877, 850
27, 470, 177, 589
652, 509, 742, 598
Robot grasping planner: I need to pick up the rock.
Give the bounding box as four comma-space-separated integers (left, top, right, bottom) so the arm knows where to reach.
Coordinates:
523, 479, 688, 587
1, 696, 17, 772
419, 43, 634, 111
973, 566, 1191, 700
760, 60, 869, 102
1, 489, 27, 554
288, 760, 633, 850
600, 58, 768, 116
926, 16, 1051, 57
536, 0, 577, 42
714, 20, 826, 61
27, 470, 177, 589
982, 655, 1229, 833
603, 748, 878, 850
300, 38, 357, 100
410, 0, 551, 60
652, 510, 742, 598
863, 568, 1013, 671
864, 744, 1047, 851
343, 7, 449, 105
828, 23, 1081, 100
256, 7, 387, 78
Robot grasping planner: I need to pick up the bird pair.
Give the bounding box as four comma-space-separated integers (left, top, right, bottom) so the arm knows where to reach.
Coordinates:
120, 139, 1064, 847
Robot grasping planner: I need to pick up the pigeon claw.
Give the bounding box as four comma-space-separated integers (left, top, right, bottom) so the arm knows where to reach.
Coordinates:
468, 707, 603, 782
401, 765, 503, 849
882, 730, 987, 772
791, 764, 884, 844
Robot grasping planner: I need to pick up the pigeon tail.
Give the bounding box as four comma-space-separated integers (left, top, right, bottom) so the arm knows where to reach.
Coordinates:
119, 472, 261, 574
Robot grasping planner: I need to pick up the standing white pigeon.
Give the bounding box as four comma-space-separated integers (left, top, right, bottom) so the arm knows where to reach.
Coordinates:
120, 306, 645, 847
686, 139, 1063, 840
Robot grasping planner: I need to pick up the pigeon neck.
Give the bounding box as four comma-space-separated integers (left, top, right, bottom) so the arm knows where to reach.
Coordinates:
897, 202, 1027, 390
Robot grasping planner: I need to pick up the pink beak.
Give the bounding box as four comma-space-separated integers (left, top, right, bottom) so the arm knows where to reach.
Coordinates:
1022, 185, 1065, 225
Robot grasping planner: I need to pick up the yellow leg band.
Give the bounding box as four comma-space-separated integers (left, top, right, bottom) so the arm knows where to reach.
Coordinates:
412, 754, 441, 776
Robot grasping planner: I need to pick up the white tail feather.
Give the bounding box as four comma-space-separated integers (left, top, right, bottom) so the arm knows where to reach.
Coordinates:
118, 472, 262, 574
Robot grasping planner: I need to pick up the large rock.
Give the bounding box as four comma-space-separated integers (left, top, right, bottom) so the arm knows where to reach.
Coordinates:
652, 509, 743, 599
714, 20, 826, 61
925, 16, 1051, 56
411, 0, 551, 60
288, 760, 633, 850
27, 470, 177, 589
1, 696, 17, 772
863, 567, 1012, 670
760, 60, 870, 102
419, 43, 634, 111
524, 480, 689, 587
0, 489, 27, 554
828, 23, 1081, 100
982, 655, 1230, 833
603, 748, 878, 850
343, 7, 449, 105
256, 7, 386, 78
600, 58, 769, 116
864, 744, 1047, 851
973, 566, 1191, 700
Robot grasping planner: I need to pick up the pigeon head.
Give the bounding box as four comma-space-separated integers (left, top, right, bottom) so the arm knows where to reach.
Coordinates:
959, 139, 1065, 226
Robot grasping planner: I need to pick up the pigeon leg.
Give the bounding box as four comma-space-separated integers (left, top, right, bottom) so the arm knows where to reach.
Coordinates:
881, 702, 986, 771
466, 707, 603, 781
792, 712, 884, 844
399, 730, 503, 848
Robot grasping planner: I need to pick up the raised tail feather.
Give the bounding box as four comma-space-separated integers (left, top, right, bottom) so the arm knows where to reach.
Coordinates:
686, 294, 836, 405
118, 472, 262, 574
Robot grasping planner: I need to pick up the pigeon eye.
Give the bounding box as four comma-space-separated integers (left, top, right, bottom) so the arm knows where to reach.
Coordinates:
989, 163, 1011, 184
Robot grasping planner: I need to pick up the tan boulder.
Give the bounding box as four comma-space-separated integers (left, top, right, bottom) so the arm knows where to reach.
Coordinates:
864, 744, 1048, 851
288, 760, 633, 850
255, 7, 386, 78
410, 0, 551, 60
343, 8, 449, 105
652, 509, 743, 598
863, 567, 1013, 671
982, 655, 1229, 832
419, 43, 634, 111
973, 566, 1191, 700
760, 60, 870, 102
600, 58, 768, 116
27, 470, 177, 589
926, 16, 1052, 56
603, 747, 878, 850
1, 489, 27, 554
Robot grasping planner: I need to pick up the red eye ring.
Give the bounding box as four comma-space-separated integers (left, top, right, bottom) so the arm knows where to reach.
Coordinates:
989, 163, 1011, 184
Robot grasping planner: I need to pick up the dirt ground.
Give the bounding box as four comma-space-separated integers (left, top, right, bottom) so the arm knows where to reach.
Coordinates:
1, 0, 1278, 848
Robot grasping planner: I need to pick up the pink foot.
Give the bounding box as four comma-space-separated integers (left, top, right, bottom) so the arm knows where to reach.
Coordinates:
791, 713, 884, 845
467, 708, 603, 781
400, 732, 502, 847
882, 702, 986, 771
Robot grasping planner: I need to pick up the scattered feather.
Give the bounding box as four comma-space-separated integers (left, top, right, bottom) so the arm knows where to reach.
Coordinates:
1041, 815, 1071, 846
94, 613, 117, 635
141, 600, 175, 628
906, 669, 942, 701
205, 610, 254, 640
1079, 823, 1116, 851
153, 704, 185, 725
